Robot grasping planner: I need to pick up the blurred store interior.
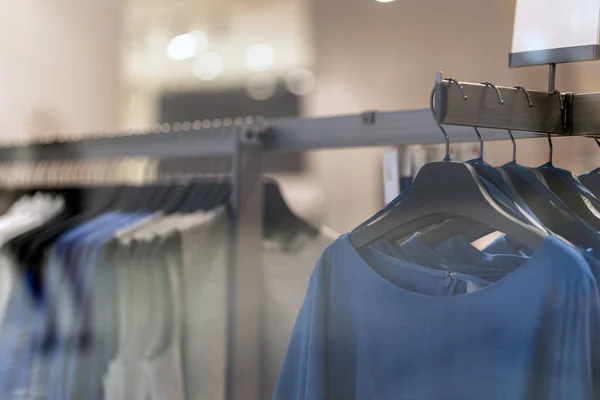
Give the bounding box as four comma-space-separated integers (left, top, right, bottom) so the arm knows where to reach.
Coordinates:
3, 0, 600, 232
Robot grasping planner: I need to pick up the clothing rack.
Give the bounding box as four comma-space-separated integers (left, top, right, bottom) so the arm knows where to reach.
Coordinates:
4, 73, 600, 400
0, 109, 541, 164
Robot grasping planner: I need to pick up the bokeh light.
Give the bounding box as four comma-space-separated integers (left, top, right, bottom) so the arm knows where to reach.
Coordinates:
193, 52, 224, 81
245, 44, 276, 72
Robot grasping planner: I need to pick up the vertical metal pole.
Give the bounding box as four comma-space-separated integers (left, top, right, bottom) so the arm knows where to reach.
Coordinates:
227, 125, 264, 400
548, 63, 556, 92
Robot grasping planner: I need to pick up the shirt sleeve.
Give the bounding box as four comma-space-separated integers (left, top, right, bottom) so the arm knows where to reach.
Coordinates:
273, 252, 330, 400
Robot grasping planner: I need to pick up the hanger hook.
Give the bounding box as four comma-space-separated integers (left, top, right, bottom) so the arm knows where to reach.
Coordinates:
430, 77, 466, 160
480, 81, 504, 105
551, 89, 565, 111
547, 133, 554, 164
505, 85, 534, 163
513, 85, 533, 108
507, 129, 517, 163
430, 86, 451, 161
442, 77, 468, 100
473, 127, 484, 160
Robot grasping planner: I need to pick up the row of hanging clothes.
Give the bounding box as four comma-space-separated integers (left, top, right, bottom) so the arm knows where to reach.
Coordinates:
274, 84, 600, 400
0, 157, 334, 400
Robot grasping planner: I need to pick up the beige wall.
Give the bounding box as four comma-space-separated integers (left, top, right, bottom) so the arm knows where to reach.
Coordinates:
293, 0, 600, 232
0, 0, 121, 141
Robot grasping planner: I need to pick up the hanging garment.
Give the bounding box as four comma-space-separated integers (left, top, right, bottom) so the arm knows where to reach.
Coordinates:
178, 208, 229, 400
139, 235, 186, 400
0, 180, 328, 400
0, 194, 65, 399
261, 231, 334, 399
274, 234, 600, 400
103, 213, 187, 400
39, 213, 150, 400
67, 213, 151, 400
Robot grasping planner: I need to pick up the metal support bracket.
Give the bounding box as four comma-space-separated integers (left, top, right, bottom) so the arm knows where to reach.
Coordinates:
435, 80, 570, 135
227, 126, 264, 400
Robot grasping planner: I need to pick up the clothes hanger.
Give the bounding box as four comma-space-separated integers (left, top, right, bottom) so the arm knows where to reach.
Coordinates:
579, 138, 600, 195
538, 133, 600, 229
185, 151, 233, 212
349, 84, 549, 250
106, 159, 157, 212
135, 159, 172, 212
419, 82, 545, 247
178, 125, 234, 213
159, 142, 231, 214
535, 91, 600, 230
499, 90, 600, 249
12, 161, 128, 297
353, 78, 469, 234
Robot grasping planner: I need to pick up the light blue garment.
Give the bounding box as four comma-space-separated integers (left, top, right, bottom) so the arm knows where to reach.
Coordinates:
42, 213, 122, 341
274, 234, 600, 400
18, 214, 126, 400
31, 213, 146, 400
0, 215, 123, 400
50, 213, 147, 400
0, 269, 41, 399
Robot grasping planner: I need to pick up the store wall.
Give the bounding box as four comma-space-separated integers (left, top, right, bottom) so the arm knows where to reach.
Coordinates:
299, 0, 600, 232
0, 0, 121, 142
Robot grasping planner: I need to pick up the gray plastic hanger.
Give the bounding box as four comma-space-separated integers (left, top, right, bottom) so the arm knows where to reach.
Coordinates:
499, 90, 600, 249
418, 82, 545, 246
579, 138, 600, 195
349, 83, 548, 249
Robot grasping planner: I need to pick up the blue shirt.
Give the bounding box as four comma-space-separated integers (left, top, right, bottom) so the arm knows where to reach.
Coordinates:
274, 234, 600, 400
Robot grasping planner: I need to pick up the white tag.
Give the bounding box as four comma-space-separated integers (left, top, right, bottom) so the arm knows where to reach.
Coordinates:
383, 146, 400, 205
466, 281, 486, 294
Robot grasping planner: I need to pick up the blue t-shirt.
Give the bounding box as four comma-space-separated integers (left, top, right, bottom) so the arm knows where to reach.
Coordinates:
274, 234, 600, 400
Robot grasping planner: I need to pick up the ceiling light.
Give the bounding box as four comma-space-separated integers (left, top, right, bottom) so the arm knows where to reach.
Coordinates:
193, 52, 223, 81
376, 0, 395, 2
245, 44, 276, 72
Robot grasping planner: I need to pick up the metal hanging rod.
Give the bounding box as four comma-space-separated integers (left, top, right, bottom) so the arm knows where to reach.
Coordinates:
0, 122, 264, 164
433, 72, 600, 137
264, 110, 540, 152
0, 95, 562, 163
434, 78, 571, 135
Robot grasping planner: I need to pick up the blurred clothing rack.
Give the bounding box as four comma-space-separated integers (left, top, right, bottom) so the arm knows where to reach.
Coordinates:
0, 109, 541, 165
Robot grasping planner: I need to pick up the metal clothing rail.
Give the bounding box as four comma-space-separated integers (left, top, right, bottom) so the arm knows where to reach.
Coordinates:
0, 110, 542, 164
0, 124, 242, 164
264, 110, 540, 152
